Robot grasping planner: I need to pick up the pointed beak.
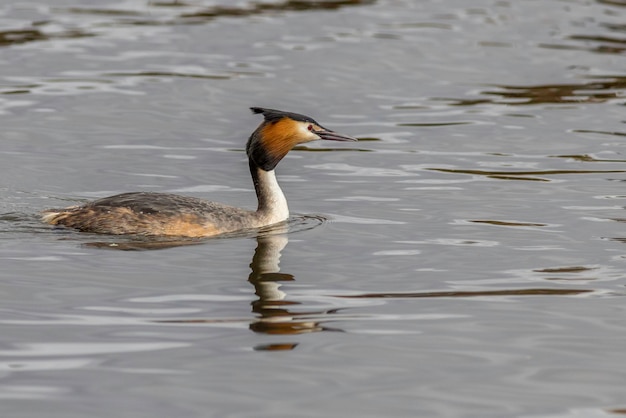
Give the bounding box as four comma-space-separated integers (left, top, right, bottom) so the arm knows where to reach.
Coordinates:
316, 128, 358, 142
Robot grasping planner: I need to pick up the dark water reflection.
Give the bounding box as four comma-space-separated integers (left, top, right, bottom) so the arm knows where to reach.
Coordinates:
0, 28, 93, 47
427, 167, 626, 182
54, 0, 375, 28
436, 76, 626, 106
338, 288, 593, 298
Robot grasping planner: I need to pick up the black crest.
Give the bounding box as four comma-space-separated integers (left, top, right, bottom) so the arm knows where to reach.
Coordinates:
250, 107, 318, 125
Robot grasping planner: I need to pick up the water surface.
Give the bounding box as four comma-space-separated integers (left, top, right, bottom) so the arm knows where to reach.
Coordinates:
1, 1, 626, 417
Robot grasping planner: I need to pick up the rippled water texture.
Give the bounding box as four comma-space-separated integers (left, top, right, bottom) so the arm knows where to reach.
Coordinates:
1, 1, 626, 417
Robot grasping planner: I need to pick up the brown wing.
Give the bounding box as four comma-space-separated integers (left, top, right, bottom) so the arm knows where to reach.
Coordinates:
42, 192, 254, 237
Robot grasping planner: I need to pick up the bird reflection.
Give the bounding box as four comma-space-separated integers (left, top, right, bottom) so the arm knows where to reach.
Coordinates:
90, 221, 341, 350
248, 228, 339, 343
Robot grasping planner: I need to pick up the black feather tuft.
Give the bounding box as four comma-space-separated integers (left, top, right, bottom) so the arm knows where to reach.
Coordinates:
250, 107, 319, 125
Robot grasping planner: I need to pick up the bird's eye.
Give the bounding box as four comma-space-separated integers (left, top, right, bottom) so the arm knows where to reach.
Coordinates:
307, 124, 314, 131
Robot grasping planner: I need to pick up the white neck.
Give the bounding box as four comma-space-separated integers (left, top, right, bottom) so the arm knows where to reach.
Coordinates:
251, 166, 289, 226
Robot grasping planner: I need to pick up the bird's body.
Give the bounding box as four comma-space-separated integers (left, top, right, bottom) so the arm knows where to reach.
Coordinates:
42, 107, 356, 237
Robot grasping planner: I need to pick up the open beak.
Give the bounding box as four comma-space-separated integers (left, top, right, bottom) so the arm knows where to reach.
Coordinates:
316, 128, 358, 142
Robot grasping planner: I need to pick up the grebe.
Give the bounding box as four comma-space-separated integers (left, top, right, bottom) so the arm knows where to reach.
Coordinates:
42, 107, 357, 237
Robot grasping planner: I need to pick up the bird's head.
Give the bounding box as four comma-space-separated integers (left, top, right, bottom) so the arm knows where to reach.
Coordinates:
246, 107, 357, 171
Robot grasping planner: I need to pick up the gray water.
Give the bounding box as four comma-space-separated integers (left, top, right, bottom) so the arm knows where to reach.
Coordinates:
1, 0, 626, 417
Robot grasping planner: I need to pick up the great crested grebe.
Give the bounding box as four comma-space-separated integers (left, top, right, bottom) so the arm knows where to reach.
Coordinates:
42, 107, 357, 237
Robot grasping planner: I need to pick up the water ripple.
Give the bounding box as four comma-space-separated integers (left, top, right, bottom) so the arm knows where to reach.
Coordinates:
428, 167, 626, 182
51, 0, 376, 29
0, 27, 93, 48
335, 288, 594, 299
0, 342, 188, 357
433, 76, 626, 107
